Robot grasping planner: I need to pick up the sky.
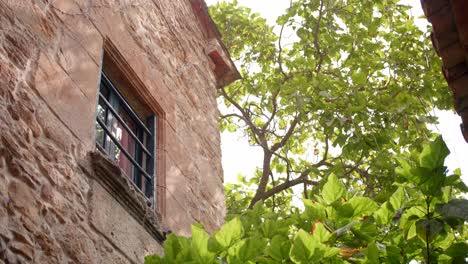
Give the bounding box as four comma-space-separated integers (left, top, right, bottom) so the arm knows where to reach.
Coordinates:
205, 0, 468, 185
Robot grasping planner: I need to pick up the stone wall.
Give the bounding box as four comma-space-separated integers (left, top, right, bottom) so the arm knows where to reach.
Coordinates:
0, 0, 235, 263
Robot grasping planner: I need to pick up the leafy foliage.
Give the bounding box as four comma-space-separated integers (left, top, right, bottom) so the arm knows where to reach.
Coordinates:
213, 0, 451, 207
146, 137, 467, 264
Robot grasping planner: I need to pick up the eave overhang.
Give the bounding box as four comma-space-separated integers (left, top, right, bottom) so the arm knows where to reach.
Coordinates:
191, 0, 241, 88
421, 0, 468, 142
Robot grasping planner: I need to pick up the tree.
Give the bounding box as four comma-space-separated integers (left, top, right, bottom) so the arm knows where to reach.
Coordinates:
145, 136, 468, 263
212, 0, 451, 209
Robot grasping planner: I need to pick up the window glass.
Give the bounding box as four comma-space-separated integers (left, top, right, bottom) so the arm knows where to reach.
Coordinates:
95, 72, 155, 202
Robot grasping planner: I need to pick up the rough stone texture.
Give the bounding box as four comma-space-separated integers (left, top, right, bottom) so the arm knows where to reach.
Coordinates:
0, 0, 237, 262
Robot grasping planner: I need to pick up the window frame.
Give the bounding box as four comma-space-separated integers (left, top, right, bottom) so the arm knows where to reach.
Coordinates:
95, 72, 156, 205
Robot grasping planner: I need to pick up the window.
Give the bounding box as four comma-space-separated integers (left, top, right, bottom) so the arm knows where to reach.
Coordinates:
95, 72, 155, 204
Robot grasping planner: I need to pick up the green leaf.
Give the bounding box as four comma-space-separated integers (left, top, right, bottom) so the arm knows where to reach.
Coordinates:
290, 229, 340, 263
191, 224, 215, 264
303, 199, 327, 221
336, 203, 354, 219
213, 217, 244, 249
445, 174, 468, 192
227, 237, 267, 263
406, 220, 418, 240
365, 241, 380, 264
399, 166, 431, 185
290, 230, 319, 263
418, 166, 446, 196
419, 135, 450, 169
395, 158, 414, 181
388, 187, 405, 211
266, 235, 291, 261
446, 242, 468, 258
385, 245, 403, 264
398, 164, 446, 196
260, 219, 276, 239
312, 222, 331, 243
415, 219, 445, 242
144, 255, 164, 264
352, 221, 379, 242
164, 234, 182, 262
347, 196, 378, 218
373, 202, 392, 225
322, 174, 345, 204
351, 71, 367, 86
436, 199, 468, 220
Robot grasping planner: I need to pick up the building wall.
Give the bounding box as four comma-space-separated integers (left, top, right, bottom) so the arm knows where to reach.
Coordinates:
0, 0, 229, 263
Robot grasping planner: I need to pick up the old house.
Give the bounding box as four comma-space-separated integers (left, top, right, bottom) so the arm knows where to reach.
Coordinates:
0, 0, 239, 263
421, 0, 468, 142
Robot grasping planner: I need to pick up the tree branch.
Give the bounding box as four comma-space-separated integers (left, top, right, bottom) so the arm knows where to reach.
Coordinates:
277, 0, 294, 82
271, 113, 301, 152
220, 113, 245, 120
249, 159, 328, 207
261, 88, 281, 133
249, 150, 274, 208
277, 23, 289, 79
273, 151, 293, 181
269, 171, 277, 211
313, 0, 325, 73
261, 175, 318, 203
220, 87, 268, 149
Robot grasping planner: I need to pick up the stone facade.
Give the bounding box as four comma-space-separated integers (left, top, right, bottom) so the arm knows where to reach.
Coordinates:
0, 0, 238, 263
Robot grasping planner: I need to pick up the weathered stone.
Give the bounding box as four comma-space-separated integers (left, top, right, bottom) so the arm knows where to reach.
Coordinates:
7, 181, 39, 221
54, 32, 101, 100
40, 184, 55, 204
8, 241, 34, 260
1, 0, 238, 262
34, 52, 95, 146
35, 233, 60, 259
0, 208, 9, 241
54, 224, 97, 264
0, 63, 17, 100
2, 32, 33, 70
3, 249, 18, 264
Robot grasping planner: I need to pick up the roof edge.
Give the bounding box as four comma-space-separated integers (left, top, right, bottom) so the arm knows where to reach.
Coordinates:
190, 0, 241, 87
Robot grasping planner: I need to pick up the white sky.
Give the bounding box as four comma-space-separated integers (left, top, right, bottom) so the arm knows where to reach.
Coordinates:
206, 0, 468, 185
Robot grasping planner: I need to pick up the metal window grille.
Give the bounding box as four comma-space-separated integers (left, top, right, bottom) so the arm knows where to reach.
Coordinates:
95, 72, 155, 205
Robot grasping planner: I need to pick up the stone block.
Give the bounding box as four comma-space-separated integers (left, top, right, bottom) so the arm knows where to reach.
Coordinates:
54, 32, 101, 101
164, 192, 195, 236
49, 0, 103, 67
34, 51, 95, 148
